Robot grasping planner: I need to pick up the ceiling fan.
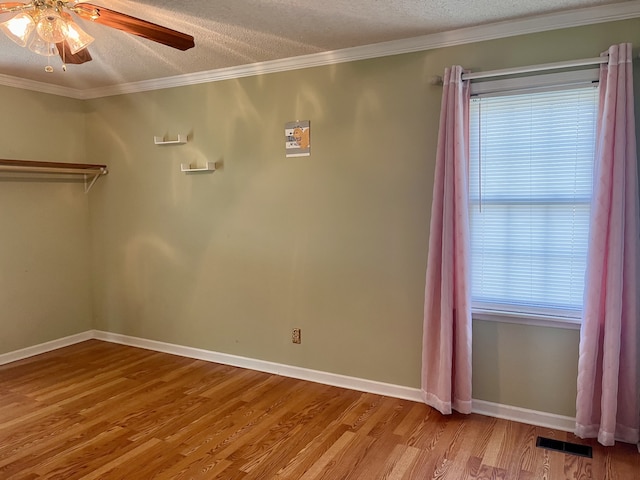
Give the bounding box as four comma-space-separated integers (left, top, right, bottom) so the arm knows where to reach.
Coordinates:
0, 0, 194, 71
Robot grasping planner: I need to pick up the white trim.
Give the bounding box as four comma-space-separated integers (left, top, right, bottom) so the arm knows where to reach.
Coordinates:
2, 330, 577, 433
79, 1, 640, 100
0, 330, 94, 365
1, 1, 638, 99
92, 331, 577, 432
92, 330, 423, 402
472, 399, 576, 432
0, 74, 85, 99
473, 312, 582, 330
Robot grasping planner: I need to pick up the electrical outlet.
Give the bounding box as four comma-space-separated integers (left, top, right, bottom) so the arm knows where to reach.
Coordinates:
292, 328, 301, 344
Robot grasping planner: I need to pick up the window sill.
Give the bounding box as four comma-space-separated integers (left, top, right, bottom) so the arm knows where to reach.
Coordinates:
472, 309, 582, 330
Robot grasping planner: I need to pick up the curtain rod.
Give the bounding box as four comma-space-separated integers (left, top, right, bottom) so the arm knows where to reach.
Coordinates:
461, 56, 607, 81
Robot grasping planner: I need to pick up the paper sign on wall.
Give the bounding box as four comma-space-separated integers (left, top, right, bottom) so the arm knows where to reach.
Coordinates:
285, 121, 310, 157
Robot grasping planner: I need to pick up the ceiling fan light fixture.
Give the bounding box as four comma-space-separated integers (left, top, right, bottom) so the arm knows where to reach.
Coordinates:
35, 8, 66, 43
1, 0, 193, 71
64, 19, 93, 54
0, 12, 35, 47
28, 32, 58, 56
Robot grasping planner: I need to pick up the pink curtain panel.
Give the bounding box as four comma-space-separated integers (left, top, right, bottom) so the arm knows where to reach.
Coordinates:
575, 43, 640, 447
421, 65, 473, 415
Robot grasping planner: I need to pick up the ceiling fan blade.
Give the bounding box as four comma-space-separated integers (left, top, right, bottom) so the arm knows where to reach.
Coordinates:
57, 40, 93, 65
0, 2, 28, 12
73, 3, 194, 51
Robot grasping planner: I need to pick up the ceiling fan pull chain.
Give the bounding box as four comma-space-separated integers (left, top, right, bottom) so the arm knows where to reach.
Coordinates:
44, 46, 53, 72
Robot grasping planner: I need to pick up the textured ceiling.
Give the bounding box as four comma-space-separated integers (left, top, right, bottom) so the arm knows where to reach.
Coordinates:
0, 0, 634, 90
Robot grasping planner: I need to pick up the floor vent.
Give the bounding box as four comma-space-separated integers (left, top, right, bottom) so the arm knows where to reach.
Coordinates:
536, 436, 593, 458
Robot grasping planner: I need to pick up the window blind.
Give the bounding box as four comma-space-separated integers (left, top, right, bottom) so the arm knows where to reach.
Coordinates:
469, 86, 598, 319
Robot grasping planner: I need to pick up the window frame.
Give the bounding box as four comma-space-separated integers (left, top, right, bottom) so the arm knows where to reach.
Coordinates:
467, 69, 600, 329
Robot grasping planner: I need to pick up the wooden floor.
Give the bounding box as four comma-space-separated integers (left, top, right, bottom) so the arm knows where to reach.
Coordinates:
0, 341, 638, 479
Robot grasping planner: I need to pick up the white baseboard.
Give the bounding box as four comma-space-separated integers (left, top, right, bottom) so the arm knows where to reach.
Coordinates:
472, 399, 575, 433
0, 331, 94, 366
2, 330, 577, 434
91, 330, 423, 403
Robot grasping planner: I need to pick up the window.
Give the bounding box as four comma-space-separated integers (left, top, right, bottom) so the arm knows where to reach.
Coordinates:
469, 85, 599, 321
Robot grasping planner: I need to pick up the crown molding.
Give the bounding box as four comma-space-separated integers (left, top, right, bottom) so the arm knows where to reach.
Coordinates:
0, 73, 85, 99
1, 0, 639, 99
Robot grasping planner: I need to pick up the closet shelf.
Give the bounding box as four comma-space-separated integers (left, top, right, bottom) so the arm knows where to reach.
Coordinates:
0, 159, 108, 193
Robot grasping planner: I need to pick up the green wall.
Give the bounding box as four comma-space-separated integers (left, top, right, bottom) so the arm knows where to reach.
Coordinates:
86, 18, 640, 417
0, 87, 93, 353
3, 18, 640, 418
86, 56, 432, 389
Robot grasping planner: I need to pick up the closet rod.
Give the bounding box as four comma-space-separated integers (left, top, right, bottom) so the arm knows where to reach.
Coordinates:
0, 159, 108, 175
461, 56, 607, 81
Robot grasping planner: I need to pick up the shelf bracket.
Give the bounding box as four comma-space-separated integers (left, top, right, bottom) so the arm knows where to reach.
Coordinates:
84, 172, 103, 193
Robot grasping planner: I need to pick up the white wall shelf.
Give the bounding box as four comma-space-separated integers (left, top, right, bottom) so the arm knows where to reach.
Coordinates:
181, 161, 216, 173
154, 134, 187, 145
0, 159, 108, 193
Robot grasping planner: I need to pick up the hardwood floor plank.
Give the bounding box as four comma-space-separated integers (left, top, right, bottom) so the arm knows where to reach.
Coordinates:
431, 418, 480, 479
273, 424, 353, 478
8, 425, 130, 479
0, 340, 638, 480
238, 390, 361, 477
298, 430, 358, 480
475, 464, 508, 479
384, 445, 422, 480
314, 432, 377, 480
349, 432, 414, 480
393, 402, 432, 436
70, 437, 162, 480
481, 418, 507, 468
563, 451, 592, 480
510, 423, 538, 476
0, 411, 85, 461
161, 455, 233, 480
